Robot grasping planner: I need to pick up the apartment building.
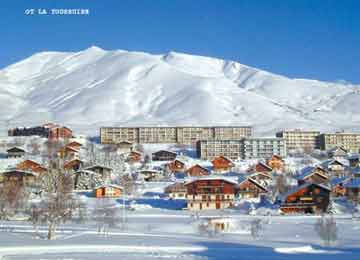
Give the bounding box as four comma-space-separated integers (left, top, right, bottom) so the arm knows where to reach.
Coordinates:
100, 126, 252, 145
319, 132, 360, 153
197, 139, 244, 161
243, 137, 286, 159
100, 127, 138, 144
197, 137, 286, 160
276, 130, 320, 152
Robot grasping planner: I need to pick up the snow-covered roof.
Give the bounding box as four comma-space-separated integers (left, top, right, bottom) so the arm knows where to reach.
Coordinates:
296, 165, 327, 180
184, 176, 238, 185
344, 178, 360, 188
320, 158, 348, 168
329, 177, 349, 187
280, 183, 331, 203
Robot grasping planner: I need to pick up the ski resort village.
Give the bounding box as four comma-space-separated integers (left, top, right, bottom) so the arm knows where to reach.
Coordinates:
0, 122, 360, 259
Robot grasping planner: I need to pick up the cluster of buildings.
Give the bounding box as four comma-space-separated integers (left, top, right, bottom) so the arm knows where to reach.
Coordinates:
8, 123, 73, 141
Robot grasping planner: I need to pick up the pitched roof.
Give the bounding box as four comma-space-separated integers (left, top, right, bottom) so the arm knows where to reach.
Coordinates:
184, 176, 238, 186
7, 147, 25, 153
280, 183, 331, 202
238, 176, 268, 192
152, 150, 177, 155
296, 165, 327, 181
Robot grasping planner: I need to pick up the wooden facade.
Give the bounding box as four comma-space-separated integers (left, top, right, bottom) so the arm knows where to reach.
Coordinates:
7, 147, 25, 158
167, 159, 185, 172
237, 177, 268, 198
16, 159, 47, 175
266, 155, 284, 172
165, 182, 187, 199
0, 169, 38, 186
152, 150, 177, 161
94, 184, 123, 198
280, 183, 330, 214
186, 164, 209, 177
297, 166, 329, 185
185, 178, 237, 210
211, 156, 234, 172
127, 151, 142, 162
63, 159, 84, 172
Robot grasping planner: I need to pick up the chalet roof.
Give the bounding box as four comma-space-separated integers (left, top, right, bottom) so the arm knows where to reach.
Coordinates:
186, 164, 209, 173
185, 176, 238, 186
256, 161, 272, 171
94, 184, 123, 190
152, 150, 177, 155
296, 165, 328, 181
165, 182, 186, 192
249, 171, 272, 179
117, 141, 133, 145
238, 176, 268, 192
138, 169, 161, 174
211, 155, 234, 164
344, 178, 360, 188
320, 159, 348, 168
1, 169, 38, 177
328, 146, 348, 154
7, 147, 25, 153
85, 164, 113, 171
75, 169, 97, 175
67, 141, 82, 147
280, 183, 331, 203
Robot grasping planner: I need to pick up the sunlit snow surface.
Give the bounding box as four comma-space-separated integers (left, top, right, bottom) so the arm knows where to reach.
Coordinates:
0, 47, 359, 136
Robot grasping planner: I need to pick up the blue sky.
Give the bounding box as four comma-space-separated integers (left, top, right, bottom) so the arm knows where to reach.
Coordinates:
1, 0, 359, 83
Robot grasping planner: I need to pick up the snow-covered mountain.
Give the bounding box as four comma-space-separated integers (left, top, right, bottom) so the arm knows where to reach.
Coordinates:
0, 46, 359, 136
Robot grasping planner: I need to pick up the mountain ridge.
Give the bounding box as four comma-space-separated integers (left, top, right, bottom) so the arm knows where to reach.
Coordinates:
0, 47, 359, 136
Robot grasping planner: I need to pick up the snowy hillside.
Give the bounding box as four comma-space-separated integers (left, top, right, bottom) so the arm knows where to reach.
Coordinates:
0, 46, 359, 136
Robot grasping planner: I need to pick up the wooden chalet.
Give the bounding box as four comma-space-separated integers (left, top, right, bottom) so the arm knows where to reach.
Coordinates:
321, 159, 347, 175
280, 183, 331, 214
167, 159, 185, 172
0, 169, 38, 186
67, 141, 82, 149
330, 177, 348, 197
237, 177, 268, 198
63, 159, 84, 172
296, 166, 329, 185
94, 184, 123, 198
127, 151, 142, 163
58, 146, 79, 159
344, 178, 360, 202
164, 182, 187, 199
211, 156, 235, 172
186, 164, 209, 177
266, 155, 285, 172
249, 171, 272, 183
249, 162, 273, 174
16, 159, 47, 175
328, 146, 348, 159
348, 154, 360, 168
138, 169, 162, 182
185, 177, 237, 210
6, 147, 25, 158
84, 165, 112, 179
152, 150, 177, 161
48, 125, 73, 140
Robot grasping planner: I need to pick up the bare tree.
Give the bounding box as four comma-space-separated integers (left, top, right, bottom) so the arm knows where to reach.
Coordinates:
250, 218, 263, 239
314, 215, 338, 246
93, 198, 118, 236
38, 167, 76, 240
